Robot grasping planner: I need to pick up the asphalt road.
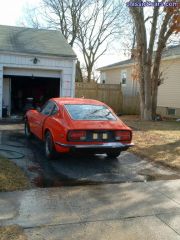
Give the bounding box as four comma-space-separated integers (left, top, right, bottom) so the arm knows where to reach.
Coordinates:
0, 125, 180, 187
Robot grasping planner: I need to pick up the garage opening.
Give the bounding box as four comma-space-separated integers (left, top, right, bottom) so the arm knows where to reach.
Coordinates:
8, 76, 60, 115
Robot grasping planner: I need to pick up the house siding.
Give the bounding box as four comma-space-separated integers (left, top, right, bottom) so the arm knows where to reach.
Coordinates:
101, 66, 139, 96
100, 66, 140, 114
99, 56, 180, 117
158, 59, 180, 109
102, 68, 121, 85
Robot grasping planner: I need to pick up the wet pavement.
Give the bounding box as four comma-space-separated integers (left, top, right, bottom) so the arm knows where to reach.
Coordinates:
0, 124, 180, 188
1, 124, 180, 239
0, 180, 180, 239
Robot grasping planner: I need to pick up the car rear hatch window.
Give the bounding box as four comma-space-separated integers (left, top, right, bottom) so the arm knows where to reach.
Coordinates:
64, 104, 117, 121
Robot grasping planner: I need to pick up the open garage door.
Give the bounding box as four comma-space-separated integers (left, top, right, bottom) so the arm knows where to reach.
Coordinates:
8, 76, 60, 115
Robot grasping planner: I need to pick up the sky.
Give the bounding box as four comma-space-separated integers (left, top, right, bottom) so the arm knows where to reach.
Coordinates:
0, 0, 125, 69
0, 0, 39, 25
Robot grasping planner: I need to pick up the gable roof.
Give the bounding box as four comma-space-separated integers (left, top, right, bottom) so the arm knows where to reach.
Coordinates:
0, 25, 76, 58
98, 45, 180, 71
98, 59, 134, 71
162, 44, 180, 57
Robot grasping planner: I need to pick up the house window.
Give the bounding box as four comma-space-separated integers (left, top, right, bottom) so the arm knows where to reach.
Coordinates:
101, 72, 106, 84
167, 108, 176, 115
121, 71, 127, 85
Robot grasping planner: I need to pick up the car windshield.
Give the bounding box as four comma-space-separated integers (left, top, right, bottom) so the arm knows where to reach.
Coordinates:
64, 104, 117, 121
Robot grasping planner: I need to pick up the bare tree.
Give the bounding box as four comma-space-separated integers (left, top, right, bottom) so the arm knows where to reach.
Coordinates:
23, 7, 42, 29
129, 0, 180, 120
77, 0, 126, 82
41, 0, 90, 47
42, 0, 127, 82
22, 0, 127, 82
22, 0, 89, 82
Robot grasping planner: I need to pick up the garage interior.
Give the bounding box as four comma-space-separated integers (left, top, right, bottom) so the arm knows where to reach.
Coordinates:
6, 75, 60, 115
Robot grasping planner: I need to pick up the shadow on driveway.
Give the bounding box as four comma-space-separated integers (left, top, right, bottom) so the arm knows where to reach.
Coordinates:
0, 127, 180, 188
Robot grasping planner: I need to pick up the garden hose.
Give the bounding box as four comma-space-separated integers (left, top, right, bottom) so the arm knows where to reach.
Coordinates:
0, 145, 25, 159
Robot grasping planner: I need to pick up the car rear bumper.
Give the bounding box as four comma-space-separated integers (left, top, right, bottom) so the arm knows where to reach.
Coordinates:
55, 142, 134, 152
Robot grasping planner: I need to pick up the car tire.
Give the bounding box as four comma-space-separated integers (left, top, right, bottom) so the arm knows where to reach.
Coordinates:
45, 131, 56, 160
24, 121, 32, 138
106, 150, 121, 158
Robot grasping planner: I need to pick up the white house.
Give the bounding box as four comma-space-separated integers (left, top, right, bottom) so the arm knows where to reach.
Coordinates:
98, 45, 180, 117
0, 25, 76, 118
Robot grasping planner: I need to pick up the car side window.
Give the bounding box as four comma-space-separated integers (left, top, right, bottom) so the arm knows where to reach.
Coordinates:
51, 104, 59, 115
41, 101, 54, 116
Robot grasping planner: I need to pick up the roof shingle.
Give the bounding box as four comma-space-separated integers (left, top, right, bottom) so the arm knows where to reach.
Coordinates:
0, 25, 76, 57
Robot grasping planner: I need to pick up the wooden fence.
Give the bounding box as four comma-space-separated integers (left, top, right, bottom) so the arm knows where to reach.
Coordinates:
75, 83, 123, 114
122, 95, 140, 114
75, 83, 140, 115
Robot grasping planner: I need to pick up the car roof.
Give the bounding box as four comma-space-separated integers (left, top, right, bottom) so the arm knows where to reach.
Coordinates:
52, 97, 105, 106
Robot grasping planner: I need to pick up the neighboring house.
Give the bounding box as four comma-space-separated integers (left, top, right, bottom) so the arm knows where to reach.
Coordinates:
97, 45, 180, 118
0, 25, 76, 118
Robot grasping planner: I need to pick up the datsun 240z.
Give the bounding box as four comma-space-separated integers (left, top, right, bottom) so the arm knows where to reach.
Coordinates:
25, 98, 134, 159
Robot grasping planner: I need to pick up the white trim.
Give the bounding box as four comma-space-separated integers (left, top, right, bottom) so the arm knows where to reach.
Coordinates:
98, 55, 180, 72
59, 72, 62, 97
71, 59, 76, 97
0, 51, 76, 60
3, 63, 69, 71
98, 63, 133, 71
0, 65, 3, 118
9, 78, 11, 116
121, 70, 127, 86
4, 67, 62, 78
100, 72, 106, 83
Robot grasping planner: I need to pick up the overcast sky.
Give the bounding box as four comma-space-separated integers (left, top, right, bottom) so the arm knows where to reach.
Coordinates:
0, 0, 125, 68
0, 0, 39, 25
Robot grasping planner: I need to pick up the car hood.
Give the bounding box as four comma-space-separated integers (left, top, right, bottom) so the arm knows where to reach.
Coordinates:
67, 119, 131, 131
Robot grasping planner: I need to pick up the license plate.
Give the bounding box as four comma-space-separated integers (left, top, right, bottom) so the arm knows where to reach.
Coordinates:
102, 133, 108, 140
93, 132, 108, 140
93, 133, 98, 140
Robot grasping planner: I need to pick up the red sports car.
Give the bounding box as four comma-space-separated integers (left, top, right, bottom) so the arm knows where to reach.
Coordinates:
25, 98, 134, 159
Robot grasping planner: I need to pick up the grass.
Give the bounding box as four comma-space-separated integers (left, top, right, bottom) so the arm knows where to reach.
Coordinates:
0, 225, 27, 240
0, 156, 30, 192
121, 116, 180, 169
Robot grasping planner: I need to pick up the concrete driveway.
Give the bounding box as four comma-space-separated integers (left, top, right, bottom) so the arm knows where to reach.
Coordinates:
0, 123, 180, 187
0, 180, 180, 239
0, 124, 180, 239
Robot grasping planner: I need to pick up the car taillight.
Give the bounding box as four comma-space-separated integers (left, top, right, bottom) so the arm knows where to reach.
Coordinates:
115, 131, 131, 141
68, 130, 87, 141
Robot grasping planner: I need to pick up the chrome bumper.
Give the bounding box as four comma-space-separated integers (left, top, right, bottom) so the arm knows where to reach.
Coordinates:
55, 142, 134, 151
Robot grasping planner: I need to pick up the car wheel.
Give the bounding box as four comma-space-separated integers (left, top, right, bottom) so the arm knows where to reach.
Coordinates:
45, 131, 56, 159
24, 121, 32, 138
106, 150, 121, 158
